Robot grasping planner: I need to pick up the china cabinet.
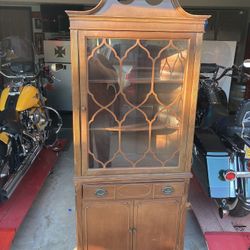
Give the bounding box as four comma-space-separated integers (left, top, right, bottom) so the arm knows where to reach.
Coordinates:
67, 1, 208, 249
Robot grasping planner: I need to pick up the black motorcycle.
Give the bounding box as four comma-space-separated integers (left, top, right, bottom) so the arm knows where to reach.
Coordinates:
192, 60, 250, 217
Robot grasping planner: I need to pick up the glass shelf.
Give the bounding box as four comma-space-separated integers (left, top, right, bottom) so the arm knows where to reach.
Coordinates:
90, 121, 179, 132
88, 79, 183, 85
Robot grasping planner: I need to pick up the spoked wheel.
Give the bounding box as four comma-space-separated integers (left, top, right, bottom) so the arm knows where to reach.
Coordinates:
44, 128, 58, 147
43, 106, 63, 147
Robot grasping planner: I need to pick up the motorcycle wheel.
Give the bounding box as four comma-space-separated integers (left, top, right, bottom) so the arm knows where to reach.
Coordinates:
43, 106, 62, 147
229, 197, 250, 217
44, 128, 57, 147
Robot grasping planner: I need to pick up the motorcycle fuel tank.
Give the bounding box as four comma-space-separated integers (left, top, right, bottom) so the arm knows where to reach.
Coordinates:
193, 129, 237, 198
16, 85, 40, 112
0, 132, 9, 145
0, 87, 10, 111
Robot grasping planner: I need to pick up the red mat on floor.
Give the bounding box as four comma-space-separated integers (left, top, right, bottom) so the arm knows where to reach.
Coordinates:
0, 229, 15, 250
205, 232, 250, 250
191, 176, 250, 250
0, 141, 65, 250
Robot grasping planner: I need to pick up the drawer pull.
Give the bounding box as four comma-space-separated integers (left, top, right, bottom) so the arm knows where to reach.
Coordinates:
162, 186, 174, 195
95, 188, 107, 197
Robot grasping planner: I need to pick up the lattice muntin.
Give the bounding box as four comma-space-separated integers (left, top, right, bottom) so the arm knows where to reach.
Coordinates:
86, 38, 188, 168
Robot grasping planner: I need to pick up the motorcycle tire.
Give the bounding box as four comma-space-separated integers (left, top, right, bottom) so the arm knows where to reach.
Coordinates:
0, 141, 7, 176
0, 192, 6, 202
229, 197, 250, 217
0, 141, 8, 202
0, 141, 7, 165
44, 128, 57, 147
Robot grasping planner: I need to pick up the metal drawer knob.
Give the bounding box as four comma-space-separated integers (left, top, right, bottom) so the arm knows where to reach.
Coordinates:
162, 186, 174, 195
95, 188, 107, 197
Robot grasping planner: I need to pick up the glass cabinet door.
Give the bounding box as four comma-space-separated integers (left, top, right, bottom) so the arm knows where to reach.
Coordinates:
86, 38, 188, 170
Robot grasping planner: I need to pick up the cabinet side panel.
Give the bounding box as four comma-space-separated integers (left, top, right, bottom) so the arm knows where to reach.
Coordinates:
70, 30, 82, 176
78, 33, 89, 176
183, 33, 204, 172
176, 180, 190, 250
75, 184, 84, 249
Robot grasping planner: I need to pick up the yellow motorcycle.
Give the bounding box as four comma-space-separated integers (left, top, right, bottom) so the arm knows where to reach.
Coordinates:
0, 36, 62, 200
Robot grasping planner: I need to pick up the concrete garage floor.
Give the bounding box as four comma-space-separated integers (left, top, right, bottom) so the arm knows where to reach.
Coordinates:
12, 129, 207, 250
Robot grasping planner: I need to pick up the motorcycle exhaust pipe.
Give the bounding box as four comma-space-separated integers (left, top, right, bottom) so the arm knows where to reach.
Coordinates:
1, 145, 42, 199
0, 163, 9, 178
2, 168, 29, 199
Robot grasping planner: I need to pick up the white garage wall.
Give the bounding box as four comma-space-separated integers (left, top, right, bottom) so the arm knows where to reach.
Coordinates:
201, 41, 237, 100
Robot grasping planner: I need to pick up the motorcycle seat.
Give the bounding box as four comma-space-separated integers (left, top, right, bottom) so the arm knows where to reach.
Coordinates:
200, 63, 219, 74
227, 125, 250, 137
195, 128, 229, 154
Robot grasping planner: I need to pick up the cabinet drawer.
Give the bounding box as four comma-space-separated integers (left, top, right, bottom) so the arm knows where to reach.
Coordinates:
82, 182, 185, 200
116, 183, 153, 200
83, 185, 115, 200
153, 182, 185, 198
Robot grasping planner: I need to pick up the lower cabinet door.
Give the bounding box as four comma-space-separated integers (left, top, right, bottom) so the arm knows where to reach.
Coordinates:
82, 200, 133, 250
134, 199, 181, 250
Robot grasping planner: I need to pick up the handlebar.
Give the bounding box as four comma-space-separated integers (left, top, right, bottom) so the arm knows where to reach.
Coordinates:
215, 67, 233, 81
200, 63, 250, 85
0, 69, 40, 80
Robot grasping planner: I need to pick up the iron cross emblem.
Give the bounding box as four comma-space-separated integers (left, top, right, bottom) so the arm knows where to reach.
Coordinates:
54, 46, 66, 58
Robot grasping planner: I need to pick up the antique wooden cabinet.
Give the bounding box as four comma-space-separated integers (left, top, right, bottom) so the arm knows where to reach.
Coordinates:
67, 1, 208, 249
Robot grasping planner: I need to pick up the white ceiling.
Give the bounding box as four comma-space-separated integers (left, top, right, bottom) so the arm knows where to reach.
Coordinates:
0, 0, 250, 8
0, 0, 93, 4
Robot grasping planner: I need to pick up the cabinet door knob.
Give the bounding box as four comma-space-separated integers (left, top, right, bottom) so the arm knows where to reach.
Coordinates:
95, 188, 107, 197
81, 106, 86, 112
129, 227, 137, 233
162, 186, 174, 195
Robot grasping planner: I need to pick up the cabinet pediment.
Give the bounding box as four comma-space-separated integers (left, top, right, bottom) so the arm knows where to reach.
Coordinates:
67, 0, 209, 33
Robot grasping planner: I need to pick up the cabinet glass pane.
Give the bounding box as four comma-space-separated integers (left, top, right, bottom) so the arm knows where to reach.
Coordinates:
87, 38, 188, 169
